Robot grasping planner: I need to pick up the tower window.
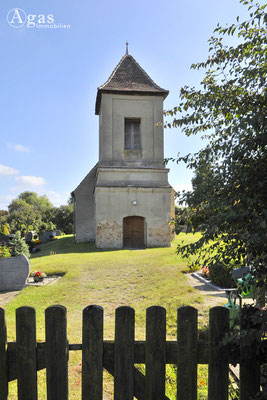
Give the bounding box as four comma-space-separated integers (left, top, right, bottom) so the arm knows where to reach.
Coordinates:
124, 118, 141, 150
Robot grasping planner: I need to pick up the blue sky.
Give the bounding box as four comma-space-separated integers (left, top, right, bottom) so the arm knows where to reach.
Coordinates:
0, 0, 252, 209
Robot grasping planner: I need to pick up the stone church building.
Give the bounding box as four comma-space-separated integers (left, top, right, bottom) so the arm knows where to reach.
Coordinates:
72, 47, 175, 248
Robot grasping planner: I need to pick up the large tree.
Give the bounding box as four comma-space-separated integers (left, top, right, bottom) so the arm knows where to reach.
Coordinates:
166, 0, 267, 290
7, 192, 54, 234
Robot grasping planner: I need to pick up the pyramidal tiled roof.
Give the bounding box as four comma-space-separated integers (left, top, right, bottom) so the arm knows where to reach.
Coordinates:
95, 54, 169, 114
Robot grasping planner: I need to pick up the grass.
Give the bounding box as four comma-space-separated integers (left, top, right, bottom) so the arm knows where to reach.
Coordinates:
3, 233, 218, 399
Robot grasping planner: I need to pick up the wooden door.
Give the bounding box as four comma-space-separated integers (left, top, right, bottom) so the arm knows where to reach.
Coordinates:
123, 216, 145, 248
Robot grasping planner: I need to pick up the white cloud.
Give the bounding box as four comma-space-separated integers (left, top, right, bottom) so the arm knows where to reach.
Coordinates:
0, 164, 19, 176
8, 143, 30, 153
15, 176, 46, 187
14, 144, 30, 153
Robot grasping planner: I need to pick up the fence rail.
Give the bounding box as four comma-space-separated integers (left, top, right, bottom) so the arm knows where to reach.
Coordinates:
0, 305, 262, 400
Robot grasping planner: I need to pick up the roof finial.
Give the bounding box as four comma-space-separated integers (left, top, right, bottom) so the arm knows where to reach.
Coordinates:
126, 41, 129, 55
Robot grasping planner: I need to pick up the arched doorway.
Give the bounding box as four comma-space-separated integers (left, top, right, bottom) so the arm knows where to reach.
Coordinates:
123, 216, 145, 248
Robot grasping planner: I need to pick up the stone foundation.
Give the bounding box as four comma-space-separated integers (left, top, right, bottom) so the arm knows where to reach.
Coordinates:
96, 220, 122, 248
147, 224, 171, 247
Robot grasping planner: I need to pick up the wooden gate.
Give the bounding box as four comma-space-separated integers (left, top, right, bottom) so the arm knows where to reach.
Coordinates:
0, 305, 262, 400
123, 216, 145, 248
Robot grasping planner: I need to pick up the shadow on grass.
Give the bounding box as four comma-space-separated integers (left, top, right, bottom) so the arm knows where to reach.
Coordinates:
30, 236, 131, 259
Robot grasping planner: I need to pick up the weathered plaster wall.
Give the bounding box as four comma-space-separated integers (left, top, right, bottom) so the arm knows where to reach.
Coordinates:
73, 164, 97, 242
96, 167, 169, 187
94, 186, 173, 248
170, 188, 176, 240
99, 94, 164, 166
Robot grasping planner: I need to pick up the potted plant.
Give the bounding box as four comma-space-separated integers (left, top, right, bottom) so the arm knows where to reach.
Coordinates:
31, 270, 46, 282
202, 266, 210, 279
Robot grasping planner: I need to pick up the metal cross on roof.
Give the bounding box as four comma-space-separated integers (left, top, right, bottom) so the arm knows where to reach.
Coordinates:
126, 41, 129, 55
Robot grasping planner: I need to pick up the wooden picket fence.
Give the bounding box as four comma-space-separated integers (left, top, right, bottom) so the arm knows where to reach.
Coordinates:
0, 305, 262, 400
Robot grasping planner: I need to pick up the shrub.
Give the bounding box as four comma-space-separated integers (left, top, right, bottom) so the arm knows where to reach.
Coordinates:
0, 244, 11, 258
9, 232, 30, 259
209, 260, 237, 288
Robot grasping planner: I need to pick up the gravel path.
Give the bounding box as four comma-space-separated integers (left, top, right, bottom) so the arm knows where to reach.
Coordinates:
187, 272, 254, 308
186, 273, 227, 307
0, 290, 21, 307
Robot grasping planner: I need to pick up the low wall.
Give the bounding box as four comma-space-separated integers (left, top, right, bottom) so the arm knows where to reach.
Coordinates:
0, 254, 30, 292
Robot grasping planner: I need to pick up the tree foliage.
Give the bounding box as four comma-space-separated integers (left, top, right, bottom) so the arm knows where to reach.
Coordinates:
0, 192, 73, 235
51, 204, 73, 234
166, 0, 267, 277
7, 192, 53, 234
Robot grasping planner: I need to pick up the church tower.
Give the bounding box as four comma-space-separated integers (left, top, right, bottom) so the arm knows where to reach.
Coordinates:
72, 46, 175, 248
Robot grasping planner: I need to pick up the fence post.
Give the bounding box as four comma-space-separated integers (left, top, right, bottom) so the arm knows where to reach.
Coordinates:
208, 306, 229, 400
239, 310, 261, 400
145, 306, 166, 400
45, 305, 68, 400
114, 306, 135, 400
177, 306, 198, 400
82, 305, 103, 400
0, 308, 8, 400
16, 307, 38, 400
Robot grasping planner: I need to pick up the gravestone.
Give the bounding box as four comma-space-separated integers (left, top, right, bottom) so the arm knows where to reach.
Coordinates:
39, 231, 57, 243
25, 231, 38, 242
0, 254, 30, 292
0, 233, 15, 245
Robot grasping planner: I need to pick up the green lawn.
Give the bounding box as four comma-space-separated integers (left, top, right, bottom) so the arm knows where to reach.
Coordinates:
3, 233, 216, 399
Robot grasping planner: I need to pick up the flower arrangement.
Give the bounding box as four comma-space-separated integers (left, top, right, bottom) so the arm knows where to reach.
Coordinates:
202, 266, 210, 279
0, 245, 11, 258
31, 270, 47, 282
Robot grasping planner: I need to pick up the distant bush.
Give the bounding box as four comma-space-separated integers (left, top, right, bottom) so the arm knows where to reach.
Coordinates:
65, 223, 73, 234
9, 232, 30, 259
209, 260, 237, 288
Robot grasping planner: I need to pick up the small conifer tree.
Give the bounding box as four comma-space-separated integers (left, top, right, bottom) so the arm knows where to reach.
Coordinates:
9, 232, 30, 259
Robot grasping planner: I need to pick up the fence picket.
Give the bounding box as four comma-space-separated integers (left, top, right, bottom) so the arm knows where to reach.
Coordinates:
16, 307, 37, 400
82, 305, 103, 400
145, 306, 166, 400
177, 306, 198, 400
45, 305, 68, 400
208, 306, 229, 400
239, 311, 260, 400
0, 308, 8, 400
114, 306, 135, 400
